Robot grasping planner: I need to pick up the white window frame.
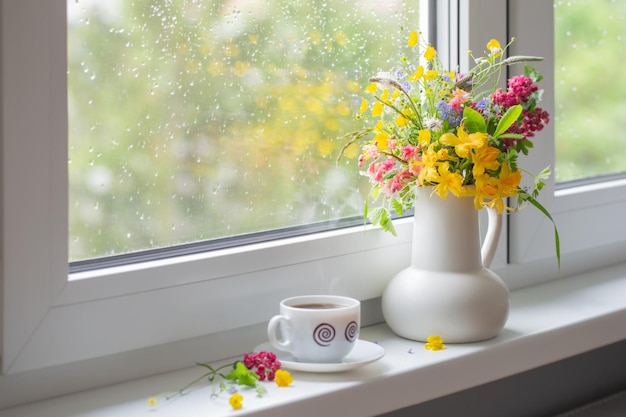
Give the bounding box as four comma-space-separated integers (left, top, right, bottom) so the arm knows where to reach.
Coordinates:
506, 0, 626, 269
2, 0, 626, 404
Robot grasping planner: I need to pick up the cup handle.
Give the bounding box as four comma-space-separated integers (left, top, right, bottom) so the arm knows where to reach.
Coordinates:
267, 315, 291, 351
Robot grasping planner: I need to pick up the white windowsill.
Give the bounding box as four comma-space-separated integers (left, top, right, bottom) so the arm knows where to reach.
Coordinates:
2, 262, 626, 417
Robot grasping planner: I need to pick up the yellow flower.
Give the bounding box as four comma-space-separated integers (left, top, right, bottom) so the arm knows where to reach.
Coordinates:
416, 147, 441, 185
408, 30, 418, 47
471, 146, 500, 177
275, 369, 294, 387
425, 335, 445, 351
374, 131, 390, 150
487, 38, 501, 51
497, 162, 522, 197
147, 397, 158, 408
229, 392, 244, 410
359, 99, 367, 114
408, 66, 424, 82
366, 82, 377, 93
487, 39, 502, 56
424, 45, 436, 61
424, 69, 438, 81
432, 162, 465, 199
473, 172, 518, 215
372, 102, 383, 117
436, 147, 455, 162
439, 125, 487, 158
396, 114, 408, 127
474, 174, 500, 209
417, 129, 431, 147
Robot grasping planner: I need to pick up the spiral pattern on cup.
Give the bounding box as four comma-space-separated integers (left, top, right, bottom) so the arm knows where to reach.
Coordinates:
344, 321, 358, 342
313, 323, 336, 346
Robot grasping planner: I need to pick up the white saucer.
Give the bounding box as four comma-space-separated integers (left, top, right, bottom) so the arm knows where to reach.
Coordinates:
254, 340, 385, 373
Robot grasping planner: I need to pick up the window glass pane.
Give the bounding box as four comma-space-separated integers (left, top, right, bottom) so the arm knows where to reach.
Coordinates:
554, 0, 626, 183
68, 0, 420, 262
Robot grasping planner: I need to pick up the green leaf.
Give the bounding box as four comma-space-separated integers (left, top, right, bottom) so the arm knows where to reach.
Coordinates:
369, 207, 396, 236
524, 64, 543, 83
514, 138, 534, 156
225, 362, 259, 387
486, 116, 498, 136
526, 195, 561, 271
391, 198, 403, 217
496, 133, 524, 140
493, 104, 522, 138
463, 106, 486, 133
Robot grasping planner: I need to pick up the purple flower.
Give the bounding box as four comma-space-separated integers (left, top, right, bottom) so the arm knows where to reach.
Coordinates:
437, 100, 462, 127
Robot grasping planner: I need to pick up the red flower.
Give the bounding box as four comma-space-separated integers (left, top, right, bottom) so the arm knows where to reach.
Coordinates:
243, 351, 281, 381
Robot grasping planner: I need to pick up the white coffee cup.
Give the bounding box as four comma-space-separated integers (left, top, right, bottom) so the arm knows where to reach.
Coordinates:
267, 295, 361, 363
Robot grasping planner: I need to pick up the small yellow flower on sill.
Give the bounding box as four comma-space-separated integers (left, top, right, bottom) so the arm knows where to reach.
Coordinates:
229, 392, 244, 410
147, 396, 158, 407
275, 369, 294, 387
424, 335, 445, 351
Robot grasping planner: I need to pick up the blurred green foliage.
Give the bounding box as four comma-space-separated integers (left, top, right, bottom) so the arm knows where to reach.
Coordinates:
554, 0, 626, 182
68, 0, 419, 261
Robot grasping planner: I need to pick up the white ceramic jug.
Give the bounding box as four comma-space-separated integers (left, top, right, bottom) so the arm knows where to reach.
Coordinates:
381, 187, 509, 343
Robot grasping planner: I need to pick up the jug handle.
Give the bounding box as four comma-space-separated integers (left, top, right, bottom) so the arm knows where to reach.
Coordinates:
481, 207, 502, 268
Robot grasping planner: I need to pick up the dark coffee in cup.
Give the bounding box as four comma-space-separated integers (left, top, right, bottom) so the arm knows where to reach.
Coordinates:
293, 303, 345, 309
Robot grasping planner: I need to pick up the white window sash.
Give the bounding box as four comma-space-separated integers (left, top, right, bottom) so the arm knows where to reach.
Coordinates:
1, 0, 416, 374
507, 0, 626, 266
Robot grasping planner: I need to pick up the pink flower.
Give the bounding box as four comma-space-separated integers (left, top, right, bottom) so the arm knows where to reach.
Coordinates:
492, 75, 539, 109
382, 170, 413, 195
492, 88, 518, 108
449, 88, 471, 112
401, 145, 418, 160
367, 158, 396, 183
358, 154, 367, 168
243, 351, 281, 381
503, 107, 550, 148
507, 75, 538, 103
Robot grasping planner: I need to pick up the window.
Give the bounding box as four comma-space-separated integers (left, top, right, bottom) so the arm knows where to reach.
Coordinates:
506, 0, 626, 269
554, 0, 626, 183
2, 0, 626, 402
67, 1, 419, 263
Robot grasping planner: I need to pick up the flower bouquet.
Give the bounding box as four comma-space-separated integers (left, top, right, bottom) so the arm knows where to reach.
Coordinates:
340, 31, 559, 263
